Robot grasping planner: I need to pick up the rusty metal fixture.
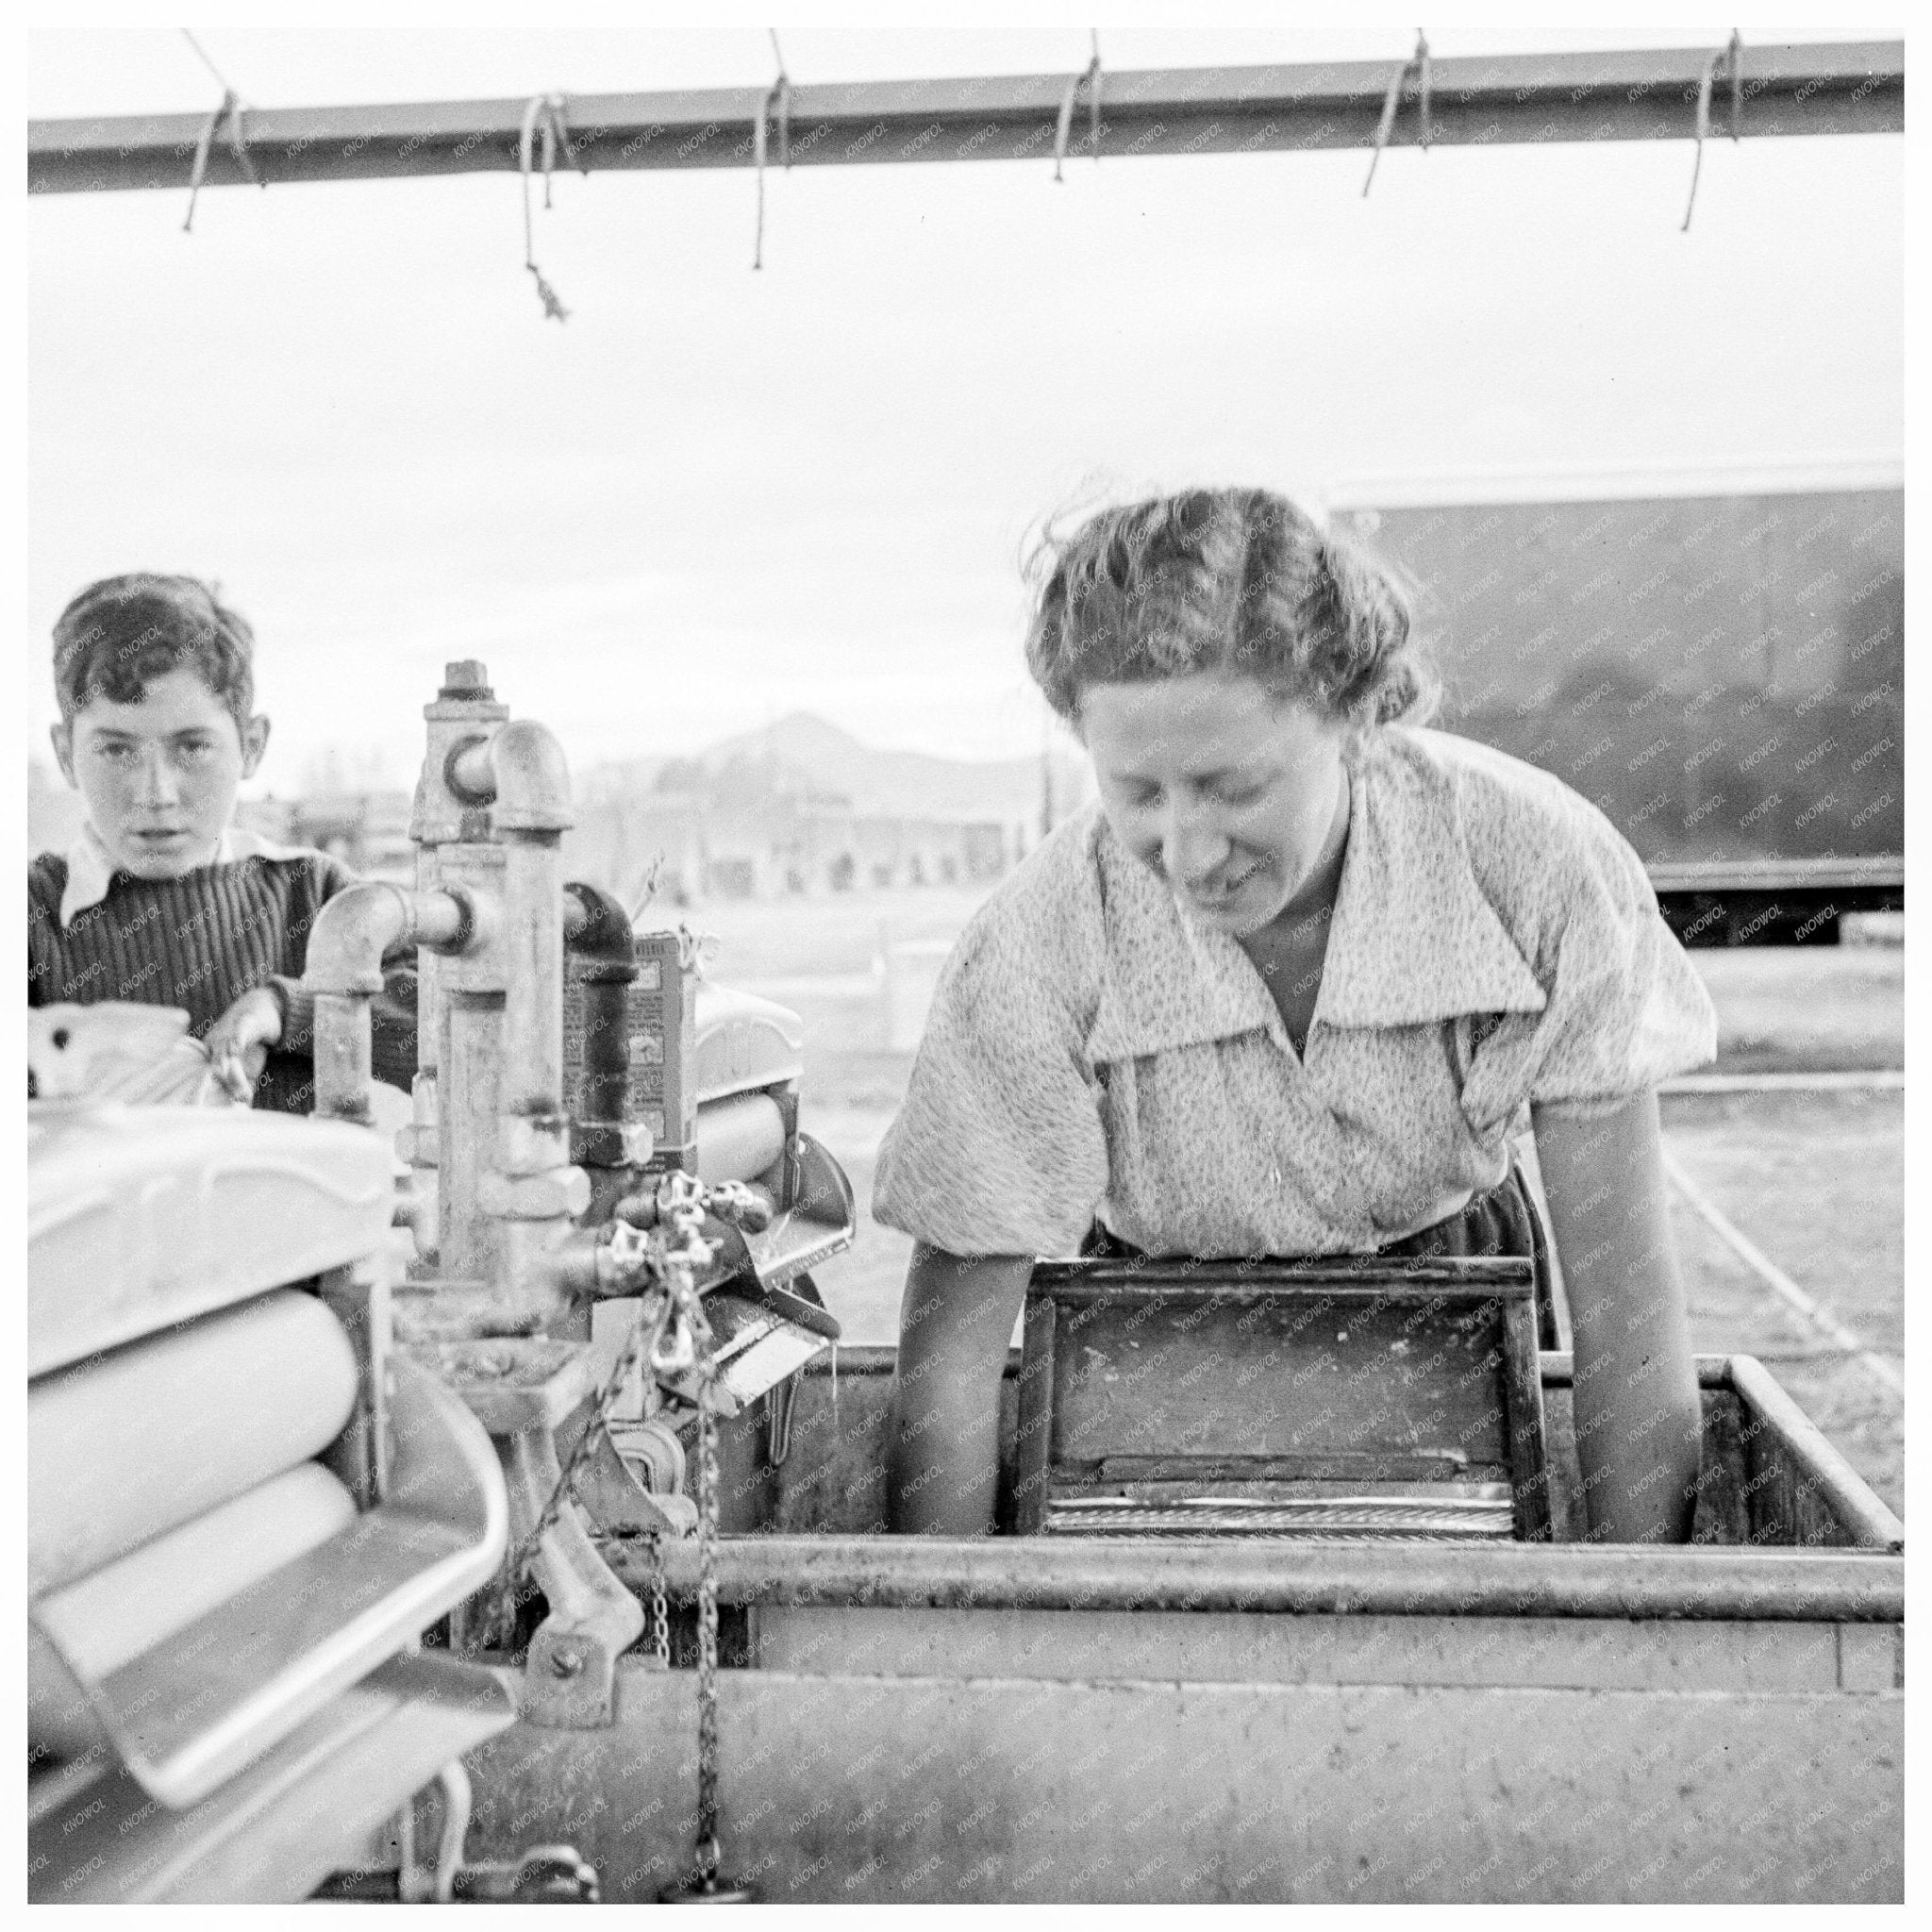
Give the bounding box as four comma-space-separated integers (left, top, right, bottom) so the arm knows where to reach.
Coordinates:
561, 880, 641, 1172
292, 660, 849, 1766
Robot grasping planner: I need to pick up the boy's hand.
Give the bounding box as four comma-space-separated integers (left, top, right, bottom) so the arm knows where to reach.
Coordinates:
204, 986, 283, 1100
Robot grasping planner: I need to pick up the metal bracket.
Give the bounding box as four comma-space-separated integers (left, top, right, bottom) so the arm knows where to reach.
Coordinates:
499, 1427, 644, 1728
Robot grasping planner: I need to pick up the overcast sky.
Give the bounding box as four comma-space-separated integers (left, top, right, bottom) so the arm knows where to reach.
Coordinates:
26, 24, 1904, 794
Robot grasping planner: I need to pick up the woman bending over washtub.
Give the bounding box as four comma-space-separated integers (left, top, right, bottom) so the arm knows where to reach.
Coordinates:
873, 487, 1717, 1541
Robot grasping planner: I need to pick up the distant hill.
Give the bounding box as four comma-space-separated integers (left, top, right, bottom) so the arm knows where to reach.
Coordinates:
584, 710, 1093, 825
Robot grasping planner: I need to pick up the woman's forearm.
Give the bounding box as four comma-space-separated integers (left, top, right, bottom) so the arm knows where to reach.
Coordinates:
887, 1243, 1034, 1535
1532, 1093, 1703, 1542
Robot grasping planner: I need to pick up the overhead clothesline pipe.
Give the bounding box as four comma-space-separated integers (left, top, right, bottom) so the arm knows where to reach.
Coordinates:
35, 42, 1900, 195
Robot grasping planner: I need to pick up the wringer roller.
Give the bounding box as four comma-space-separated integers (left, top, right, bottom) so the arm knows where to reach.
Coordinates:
27, 661, 854, 1904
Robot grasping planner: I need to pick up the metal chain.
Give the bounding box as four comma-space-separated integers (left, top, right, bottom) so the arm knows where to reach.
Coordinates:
492, 1168, 742, 1895
507, 1176, 746, 1583
643, 1530, 672, 1667
509, 1266, 666, 1584
692, 1368, 724, 1886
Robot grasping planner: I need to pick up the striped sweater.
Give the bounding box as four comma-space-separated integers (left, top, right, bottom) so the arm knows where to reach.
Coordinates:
27, 849, 417, 1115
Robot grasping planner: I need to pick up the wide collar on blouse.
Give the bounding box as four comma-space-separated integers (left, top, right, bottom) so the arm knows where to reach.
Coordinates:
1084, 728, 1548, 1062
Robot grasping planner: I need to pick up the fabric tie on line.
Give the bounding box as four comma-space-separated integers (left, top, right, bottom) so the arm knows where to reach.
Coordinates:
183, 89, 259, 234
1363, 30, 1431, 198
1683, 30, 1745, 233
675, 924, 722, 978
1054, 33, 1103, 182
754, 30, 792, 271
521, 92, 576, 321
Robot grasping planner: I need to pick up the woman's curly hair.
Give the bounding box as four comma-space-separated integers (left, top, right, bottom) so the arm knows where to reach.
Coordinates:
1024, 488, 1439, 733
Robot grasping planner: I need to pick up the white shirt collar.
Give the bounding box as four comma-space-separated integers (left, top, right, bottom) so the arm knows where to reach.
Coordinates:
1083, 729, 1548, 1064
58, 823, 316, 928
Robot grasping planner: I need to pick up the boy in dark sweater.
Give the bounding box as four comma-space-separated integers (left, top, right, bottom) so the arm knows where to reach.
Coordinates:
28, 574, 415, 1115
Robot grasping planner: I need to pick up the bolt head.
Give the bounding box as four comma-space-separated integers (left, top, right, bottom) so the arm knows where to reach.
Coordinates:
441, 659, 493, 699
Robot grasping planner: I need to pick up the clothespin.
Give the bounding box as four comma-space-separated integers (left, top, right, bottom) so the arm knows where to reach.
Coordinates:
1683, 30, 1744, 232
521, 92, 576, 320
1054, 31, 1103, 182
1363, 31, 1431, 197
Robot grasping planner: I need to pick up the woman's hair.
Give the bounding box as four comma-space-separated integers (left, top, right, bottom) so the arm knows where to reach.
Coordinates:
53, 574, 257, 732
1024, 488, 1439, 732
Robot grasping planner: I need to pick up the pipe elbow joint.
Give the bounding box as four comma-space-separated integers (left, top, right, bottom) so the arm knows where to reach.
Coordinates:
305, 882, 413, 994
490, 720, 574, 834
563, 880, 635, 969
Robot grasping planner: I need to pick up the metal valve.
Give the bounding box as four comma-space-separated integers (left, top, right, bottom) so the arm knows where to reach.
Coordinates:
613, 1170, 773, 1237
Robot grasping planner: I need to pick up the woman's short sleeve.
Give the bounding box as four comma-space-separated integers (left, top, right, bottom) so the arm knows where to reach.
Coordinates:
1459, 795, 1718, 1136
872, 908, 1109, 1258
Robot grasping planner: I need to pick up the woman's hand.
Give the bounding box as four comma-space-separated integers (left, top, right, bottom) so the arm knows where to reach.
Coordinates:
888, 1244, 1035, 1535
203, 985, 284, 1101
1531, 1091, 1702, 1542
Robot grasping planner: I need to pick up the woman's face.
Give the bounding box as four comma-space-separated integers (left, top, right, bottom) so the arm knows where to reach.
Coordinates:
1078, 673, 1351, 938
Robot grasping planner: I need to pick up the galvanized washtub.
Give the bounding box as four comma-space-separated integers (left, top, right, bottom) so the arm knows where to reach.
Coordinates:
458, 1343, 1904, 1905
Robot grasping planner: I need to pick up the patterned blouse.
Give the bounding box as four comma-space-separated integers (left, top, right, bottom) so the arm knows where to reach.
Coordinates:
872, 724, 1717, 1259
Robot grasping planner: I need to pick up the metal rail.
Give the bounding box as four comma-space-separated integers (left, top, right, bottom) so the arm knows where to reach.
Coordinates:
28, 41, 1903, 197
634, 1533, 1902, 1623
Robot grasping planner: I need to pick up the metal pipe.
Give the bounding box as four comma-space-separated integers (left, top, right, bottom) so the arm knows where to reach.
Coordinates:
491, 723, 573, 1149
305, 882, 471, 1124
306, 882, 469, 994
499, 841, 566, 1141
635, 1534, 1903, 1625
29, 42, 1905, 195
442, 996, 504, 1282
562, 882, 635, 1127
446, 737, 498, 806
475, 721, 587, 1324
407, 806, 448, 1196
313, 992, 377, 1126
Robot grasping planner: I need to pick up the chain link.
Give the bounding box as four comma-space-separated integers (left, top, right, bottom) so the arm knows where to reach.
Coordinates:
642, 1531, 672, 1667
508, 1285, 665, 1584
495, 1169, 741, 1894
692, 1368, 724, 1886
507, 1175, 741, 1584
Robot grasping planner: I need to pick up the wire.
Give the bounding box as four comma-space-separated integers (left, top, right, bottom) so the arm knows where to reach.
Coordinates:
754, 30, 792, 270
1363, 30, 1430, 198
1054, 31, 1102, 183
1682, 29, 1744, 233
770, 28, 791, 168
179, 30, 259, 234
180, 29, 238, 96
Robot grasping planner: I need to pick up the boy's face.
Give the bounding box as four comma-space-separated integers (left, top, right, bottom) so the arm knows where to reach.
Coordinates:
51, 665, 270, 880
